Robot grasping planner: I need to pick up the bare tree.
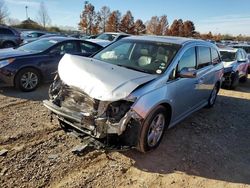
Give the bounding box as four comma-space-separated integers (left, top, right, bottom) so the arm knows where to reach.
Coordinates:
37, 1, 51, 28
106, 10, 121, 32
119, 11, 134, 34
146, 16, 159, 35
79, 1, 96, 35
98, 6, 110, 32
134, 19, 146, 35
6, 18, 20, 26
0, 0, 9, 24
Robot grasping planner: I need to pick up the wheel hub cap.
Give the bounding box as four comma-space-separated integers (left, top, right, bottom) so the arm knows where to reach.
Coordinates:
21, 72, 38, 89
147, 113, 165, 147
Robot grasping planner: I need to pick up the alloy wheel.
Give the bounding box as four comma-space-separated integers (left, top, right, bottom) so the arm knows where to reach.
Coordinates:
147, 113, 165, 147
20, 72, 39, 90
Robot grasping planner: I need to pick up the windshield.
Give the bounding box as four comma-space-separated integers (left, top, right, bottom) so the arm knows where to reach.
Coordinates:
220, 51, 236, 62
18, 39, 58, 53
93, 40, 181, 74
96, 33, 117, 41
241, 47, 250, 53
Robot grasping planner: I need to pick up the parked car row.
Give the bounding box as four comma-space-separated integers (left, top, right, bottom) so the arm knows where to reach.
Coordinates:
0, 37, 103, 91
0, 25, 22, 48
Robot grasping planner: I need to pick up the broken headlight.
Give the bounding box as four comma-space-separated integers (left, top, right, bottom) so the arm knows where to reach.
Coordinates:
107, 101, 133, 123
49, 74, 63, 100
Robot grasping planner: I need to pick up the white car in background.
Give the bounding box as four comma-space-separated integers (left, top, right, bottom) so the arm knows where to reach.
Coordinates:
219, 47, 249, 89
230, 44, 250, 73
87, 32, 130, 47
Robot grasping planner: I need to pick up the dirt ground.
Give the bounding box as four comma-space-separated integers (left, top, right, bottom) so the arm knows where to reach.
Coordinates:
0, 75, 250, 188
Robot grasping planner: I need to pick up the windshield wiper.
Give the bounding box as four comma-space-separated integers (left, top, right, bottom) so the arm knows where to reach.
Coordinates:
116, 64, 152, 74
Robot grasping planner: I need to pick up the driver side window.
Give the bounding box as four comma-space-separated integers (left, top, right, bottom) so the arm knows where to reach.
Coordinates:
178, 47, 196, 72
50, 42, 78, 55
173, 47, 196, 79
100, 43, 132, 60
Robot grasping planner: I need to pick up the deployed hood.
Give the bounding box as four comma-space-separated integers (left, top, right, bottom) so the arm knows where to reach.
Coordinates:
222, 61, 235, 68
0, 48, 33, 60
58, 54, 158, 101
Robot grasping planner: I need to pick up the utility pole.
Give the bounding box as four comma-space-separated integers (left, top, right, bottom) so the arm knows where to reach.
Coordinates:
25, 5, 28, 19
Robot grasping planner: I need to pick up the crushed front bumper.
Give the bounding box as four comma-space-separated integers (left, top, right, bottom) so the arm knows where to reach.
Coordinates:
43, 100, 142, 139
44, 100, 107, 138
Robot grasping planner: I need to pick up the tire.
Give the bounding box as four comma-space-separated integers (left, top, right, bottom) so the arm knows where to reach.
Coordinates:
230, 72, 239, 90
137, 105, 168, 153
207, 84, 219, 108
3, 41, 15, 48
239, 72, 248, 83
15, 68, 41, 92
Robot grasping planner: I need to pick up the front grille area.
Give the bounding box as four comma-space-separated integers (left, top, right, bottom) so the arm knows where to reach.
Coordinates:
60, 86, 99, 116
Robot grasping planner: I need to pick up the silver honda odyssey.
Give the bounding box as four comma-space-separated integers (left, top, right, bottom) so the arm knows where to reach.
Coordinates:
44, 36, 224, 152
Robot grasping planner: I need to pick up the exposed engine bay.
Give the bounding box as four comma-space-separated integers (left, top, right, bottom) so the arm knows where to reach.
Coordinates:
44, 74, 143, 147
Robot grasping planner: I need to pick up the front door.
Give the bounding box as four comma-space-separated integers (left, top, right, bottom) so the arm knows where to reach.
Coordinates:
167, 47, 204, 123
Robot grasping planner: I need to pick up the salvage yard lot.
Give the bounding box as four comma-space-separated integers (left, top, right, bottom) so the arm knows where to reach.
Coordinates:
0, 76, 250, 188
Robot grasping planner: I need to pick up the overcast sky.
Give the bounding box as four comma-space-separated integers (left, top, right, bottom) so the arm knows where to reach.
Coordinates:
5, 0, 250, 35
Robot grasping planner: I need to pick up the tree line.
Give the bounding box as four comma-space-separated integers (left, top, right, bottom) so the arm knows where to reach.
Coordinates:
78, 1, 250, 41
79, 1, 196, 37
0, 0, 249, 41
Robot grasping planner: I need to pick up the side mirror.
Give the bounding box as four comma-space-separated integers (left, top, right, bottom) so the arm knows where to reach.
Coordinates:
179, 67, 197, 78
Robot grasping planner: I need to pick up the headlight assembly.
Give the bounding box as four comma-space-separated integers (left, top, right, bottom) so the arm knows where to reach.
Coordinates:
0, 58, 15, 69
107, 101, 134, 122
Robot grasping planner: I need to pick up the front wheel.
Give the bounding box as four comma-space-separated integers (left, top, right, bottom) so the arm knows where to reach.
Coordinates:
15, 68, 41, 92
239, 72, 248, 83
230, 72, 239, 90
207, 84, 219, 108
137, 105, 168, 153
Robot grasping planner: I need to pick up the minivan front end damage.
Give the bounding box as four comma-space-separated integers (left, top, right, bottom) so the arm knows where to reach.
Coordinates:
43, 78, 143, 145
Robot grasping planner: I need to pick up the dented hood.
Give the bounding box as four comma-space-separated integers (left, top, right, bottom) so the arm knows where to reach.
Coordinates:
58, 54, 158, 101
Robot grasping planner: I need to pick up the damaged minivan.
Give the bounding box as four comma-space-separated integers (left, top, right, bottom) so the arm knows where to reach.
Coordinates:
44, 36, 224, 152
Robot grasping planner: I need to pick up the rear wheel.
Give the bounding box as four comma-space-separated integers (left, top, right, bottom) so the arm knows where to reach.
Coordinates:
15, 68, 41, 92
137, 105, 168, 153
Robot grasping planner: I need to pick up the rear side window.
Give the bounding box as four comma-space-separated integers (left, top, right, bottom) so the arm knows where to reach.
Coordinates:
80, 42, 101, 54
197, 46, 211, 69
51, 41, 78, 55
0, 28, 14, 35
177, 47, 196, 72
211, 48, 220, 65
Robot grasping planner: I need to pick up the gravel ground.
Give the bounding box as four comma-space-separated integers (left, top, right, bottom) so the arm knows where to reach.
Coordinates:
0, 76, 250, 188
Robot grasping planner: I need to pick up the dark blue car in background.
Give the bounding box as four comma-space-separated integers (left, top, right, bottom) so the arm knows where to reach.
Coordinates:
0, 37, 103, 91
